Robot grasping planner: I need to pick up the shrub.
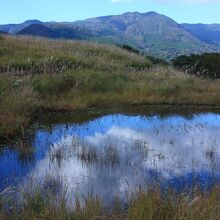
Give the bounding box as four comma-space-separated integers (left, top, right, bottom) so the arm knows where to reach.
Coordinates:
172, 53, 220, 79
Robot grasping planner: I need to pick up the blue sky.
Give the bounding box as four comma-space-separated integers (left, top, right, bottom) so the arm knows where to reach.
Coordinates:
0, 0, 220, 24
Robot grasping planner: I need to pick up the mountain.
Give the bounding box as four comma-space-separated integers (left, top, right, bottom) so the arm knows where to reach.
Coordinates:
17, 24, 56, 38
17, 23, 94, 40
73, 11, 216, 59
182, 23, 220, 48
0, 12, 219, 59
0, 20, 43, 34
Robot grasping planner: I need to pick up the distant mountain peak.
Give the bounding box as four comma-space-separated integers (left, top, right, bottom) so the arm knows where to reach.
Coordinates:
144, 11, 159, 16
23, 19, 42, 24
121, 11, 159, 16
122, 11, 140, 15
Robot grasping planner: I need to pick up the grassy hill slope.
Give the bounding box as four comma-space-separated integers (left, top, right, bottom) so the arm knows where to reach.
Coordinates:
0, 35, 220, 138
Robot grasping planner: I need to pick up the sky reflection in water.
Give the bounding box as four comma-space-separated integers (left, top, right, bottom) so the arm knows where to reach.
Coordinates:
1, 112, 220, 205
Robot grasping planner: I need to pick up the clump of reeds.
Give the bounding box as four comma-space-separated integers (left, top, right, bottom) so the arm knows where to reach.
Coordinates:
2, 183, 220, 220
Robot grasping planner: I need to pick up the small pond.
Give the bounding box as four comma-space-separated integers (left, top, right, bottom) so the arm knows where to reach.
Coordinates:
1, 106, 220, 207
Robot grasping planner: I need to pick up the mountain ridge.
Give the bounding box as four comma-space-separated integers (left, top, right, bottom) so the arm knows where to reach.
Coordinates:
17, 23, 95, 40
0, 11, 219, 59
182, 23, 220, 48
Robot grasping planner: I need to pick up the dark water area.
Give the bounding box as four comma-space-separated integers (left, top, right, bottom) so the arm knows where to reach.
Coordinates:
1, 106, 220, 206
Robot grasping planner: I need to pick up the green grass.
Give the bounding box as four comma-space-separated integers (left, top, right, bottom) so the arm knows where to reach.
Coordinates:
1, 35, 220, 139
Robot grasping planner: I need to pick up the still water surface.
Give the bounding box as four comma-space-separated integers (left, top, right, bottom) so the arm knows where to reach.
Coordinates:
1, 107, 220, 205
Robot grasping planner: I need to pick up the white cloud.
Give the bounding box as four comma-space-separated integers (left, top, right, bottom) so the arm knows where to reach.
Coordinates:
111, 0, 134, 3
160, 0, 220, 3
185, 0, 220, 2
111, 0, 220, 3
195, 0, 218, 1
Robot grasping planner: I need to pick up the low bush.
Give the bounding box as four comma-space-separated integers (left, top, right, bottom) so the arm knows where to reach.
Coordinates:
172, 53, 220, 79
